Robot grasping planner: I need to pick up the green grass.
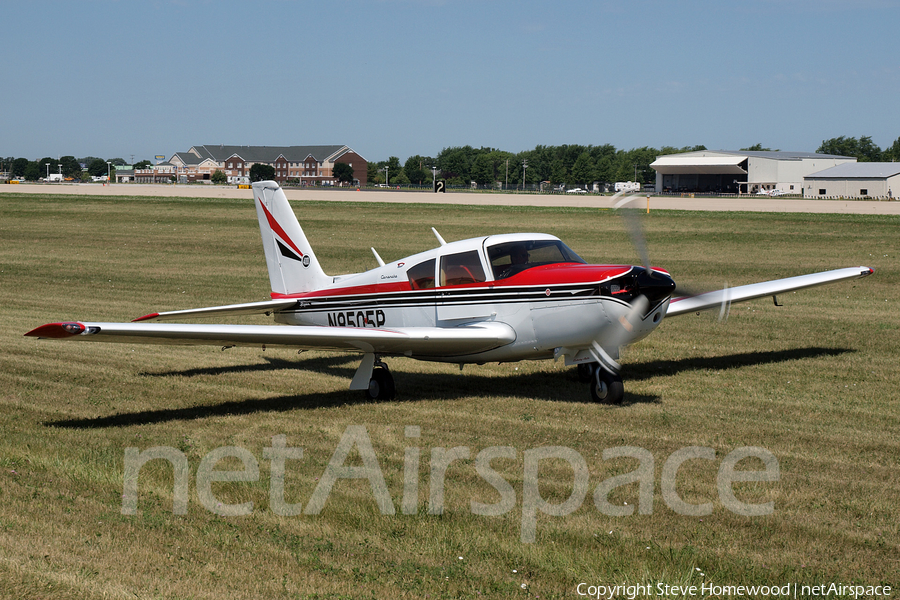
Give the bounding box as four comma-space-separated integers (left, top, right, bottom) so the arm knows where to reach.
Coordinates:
0, 192, 898, 599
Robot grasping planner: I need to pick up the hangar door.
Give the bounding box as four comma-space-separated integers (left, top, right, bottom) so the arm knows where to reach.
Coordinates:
651, 156, 748, 194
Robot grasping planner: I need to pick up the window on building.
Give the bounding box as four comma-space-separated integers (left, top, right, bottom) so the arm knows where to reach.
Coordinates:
860, 189, 868, 196
819, 189, 826, 195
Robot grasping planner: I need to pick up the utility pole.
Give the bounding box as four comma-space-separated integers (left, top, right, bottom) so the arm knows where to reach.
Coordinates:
522, 159, 528, 192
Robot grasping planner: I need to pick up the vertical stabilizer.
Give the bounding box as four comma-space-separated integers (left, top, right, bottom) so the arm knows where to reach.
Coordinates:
252, 180, 331, 296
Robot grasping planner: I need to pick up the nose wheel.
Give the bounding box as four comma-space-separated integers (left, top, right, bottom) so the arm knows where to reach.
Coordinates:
584, 363, 624, 404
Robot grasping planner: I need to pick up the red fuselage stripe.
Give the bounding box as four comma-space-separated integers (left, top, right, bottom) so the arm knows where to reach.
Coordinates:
271, 264, 635, 300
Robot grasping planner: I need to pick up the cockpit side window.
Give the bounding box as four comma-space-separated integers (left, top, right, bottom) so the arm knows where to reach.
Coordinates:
488, 240, 586, 280
439, 250, 486, 286
407, 258, 436, 290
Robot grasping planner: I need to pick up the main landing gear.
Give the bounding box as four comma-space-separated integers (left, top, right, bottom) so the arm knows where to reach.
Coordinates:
364, 359, 395, 401
577, 363, 624, 404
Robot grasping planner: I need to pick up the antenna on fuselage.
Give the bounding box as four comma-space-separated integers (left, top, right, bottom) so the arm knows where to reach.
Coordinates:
431, 227, 447, 246
371, 247, 385, 267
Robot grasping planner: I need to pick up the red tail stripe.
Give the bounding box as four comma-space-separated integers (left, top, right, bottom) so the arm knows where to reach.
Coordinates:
257, 197, 305, 258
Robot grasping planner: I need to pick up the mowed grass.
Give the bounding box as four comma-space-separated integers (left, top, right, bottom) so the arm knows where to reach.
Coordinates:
0, 192, 897, 599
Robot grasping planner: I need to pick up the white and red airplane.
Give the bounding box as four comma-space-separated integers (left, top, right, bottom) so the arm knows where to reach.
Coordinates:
26, 181, 874, 403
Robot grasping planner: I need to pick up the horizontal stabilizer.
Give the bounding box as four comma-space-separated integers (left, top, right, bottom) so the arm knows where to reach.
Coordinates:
132, 299, 298, 322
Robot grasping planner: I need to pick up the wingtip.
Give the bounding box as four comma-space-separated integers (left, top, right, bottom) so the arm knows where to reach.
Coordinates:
24, 322, 85, 338
132, 313, 160, 322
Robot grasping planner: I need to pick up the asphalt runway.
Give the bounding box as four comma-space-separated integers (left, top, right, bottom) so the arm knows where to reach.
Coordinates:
3, 183, 900, 214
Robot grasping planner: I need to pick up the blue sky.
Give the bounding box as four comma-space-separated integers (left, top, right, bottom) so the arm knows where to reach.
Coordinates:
3, 0, 898, 163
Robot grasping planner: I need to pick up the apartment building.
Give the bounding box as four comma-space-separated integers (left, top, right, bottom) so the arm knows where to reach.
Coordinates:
166, 144, 367, 186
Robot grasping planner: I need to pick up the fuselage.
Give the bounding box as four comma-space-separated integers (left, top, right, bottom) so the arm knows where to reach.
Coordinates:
270, 233, 676, 364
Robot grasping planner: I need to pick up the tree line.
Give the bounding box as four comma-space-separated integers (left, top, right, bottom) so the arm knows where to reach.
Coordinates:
1, 156, 152, 181
367, 135, 900, 188
4, 134, 898, 186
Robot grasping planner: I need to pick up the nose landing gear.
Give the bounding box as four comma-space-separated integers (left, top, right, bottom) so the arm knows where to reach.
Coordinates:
578, 363, 624, 404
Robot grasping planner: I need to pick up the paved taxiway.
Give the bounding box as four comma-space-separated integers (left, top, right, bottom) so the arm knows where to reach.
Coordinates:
2, 183, 899, 215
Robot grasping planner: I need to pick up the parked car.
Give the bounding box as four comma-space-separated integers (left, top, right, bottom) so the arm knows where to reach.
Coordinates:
566, 187, 587, 194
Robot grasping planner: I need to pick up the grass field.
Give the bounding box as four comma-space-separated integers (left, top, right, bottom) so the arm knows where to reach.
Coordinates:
1, 192, 897, 599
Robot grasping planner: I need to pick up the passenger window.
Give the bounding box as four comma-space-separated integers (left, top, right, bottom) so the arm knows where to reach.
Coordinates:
440, 251, 486, 286
407, 259, 436, 290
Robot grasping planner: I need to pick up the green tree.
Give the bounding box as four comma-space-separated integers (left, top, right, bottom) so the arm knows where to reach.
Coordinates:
471, 153, 497, 186
134, 160, 152, 170
817, 136, 882, 162
210, 169, 227, 184
740, 143, 771, 151
549, 159, 567, 186
59, 156, 82, 178
24, 161, 40, 181
883, 136, 900, 162
12, 158, 28, 177
403, 155, 429, 185
333, 162, 355, 184
88, 159, 109, 177
391, 169, 410, 185
250, 163, 275, 181
367, 162, 379, 184
570, 152, 594, 186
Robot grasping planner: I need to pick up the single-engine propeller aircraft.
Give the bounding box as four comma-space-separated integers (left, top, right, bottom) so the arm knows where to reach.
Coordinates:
26, 181, 874, 403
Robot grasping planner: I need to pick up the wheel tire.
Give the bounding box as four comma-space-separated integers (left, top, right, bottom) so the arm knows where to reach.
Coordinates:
590, 368, 624, 404
365, 367, 395, 401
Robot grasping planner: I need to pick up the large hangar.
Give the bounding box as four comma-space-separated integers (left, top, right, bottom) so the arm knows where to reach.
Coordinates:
650, 150, 855, 195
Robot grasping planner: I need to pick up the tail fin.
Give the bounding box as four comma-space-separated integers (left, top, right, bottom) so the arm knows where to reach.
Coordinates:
252, 180, 331, 296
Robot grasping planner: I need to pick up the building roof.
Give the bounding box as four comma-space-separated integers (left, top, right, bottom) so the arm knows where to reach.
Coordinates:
672, 150, 853, 161
172, 152, 201, 165
806, 162, 900, 179
189, 145, 351, 163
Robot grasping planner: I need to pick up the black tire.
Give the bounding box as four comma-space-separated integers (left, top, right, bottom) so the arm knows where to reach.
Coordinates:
590, 368, 624, 404
365, 367, 395, 401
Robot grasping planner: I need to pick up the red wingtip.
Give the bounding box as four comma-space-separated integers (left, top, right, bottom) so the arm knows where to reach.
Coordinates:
132, 313, 160, 322
24, 322, 85, 338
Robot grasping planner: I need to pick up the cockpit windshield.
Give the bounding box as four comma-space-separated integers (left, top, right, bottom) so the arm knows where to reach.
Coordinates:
487, 240, 586, 280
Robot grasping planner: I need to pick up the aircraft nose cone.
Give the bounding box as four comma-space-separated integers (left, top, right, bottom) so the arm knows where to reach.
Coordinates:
636, 268, 676, 304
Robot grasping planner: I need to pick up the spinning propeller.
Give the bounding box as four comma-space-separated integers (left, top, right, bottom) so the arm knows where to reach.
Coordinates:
590, 192, 733, 382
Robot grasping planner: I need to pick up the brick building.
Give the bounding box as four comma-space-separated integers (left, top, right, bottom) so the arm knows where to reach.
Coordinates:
166, 145, 367, 186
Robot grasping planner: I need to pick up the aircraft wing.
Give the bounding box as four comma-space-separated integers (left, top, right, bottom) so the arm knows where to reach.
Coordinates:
24, 321, 516, 358
665, 266, 873, 317
132, 299, 298, 322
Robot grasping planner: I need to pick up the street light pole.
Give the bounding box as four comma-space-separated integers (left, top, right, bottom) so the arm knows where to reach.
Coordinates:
382, 166, 389, 186
107, 161, 112, 183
